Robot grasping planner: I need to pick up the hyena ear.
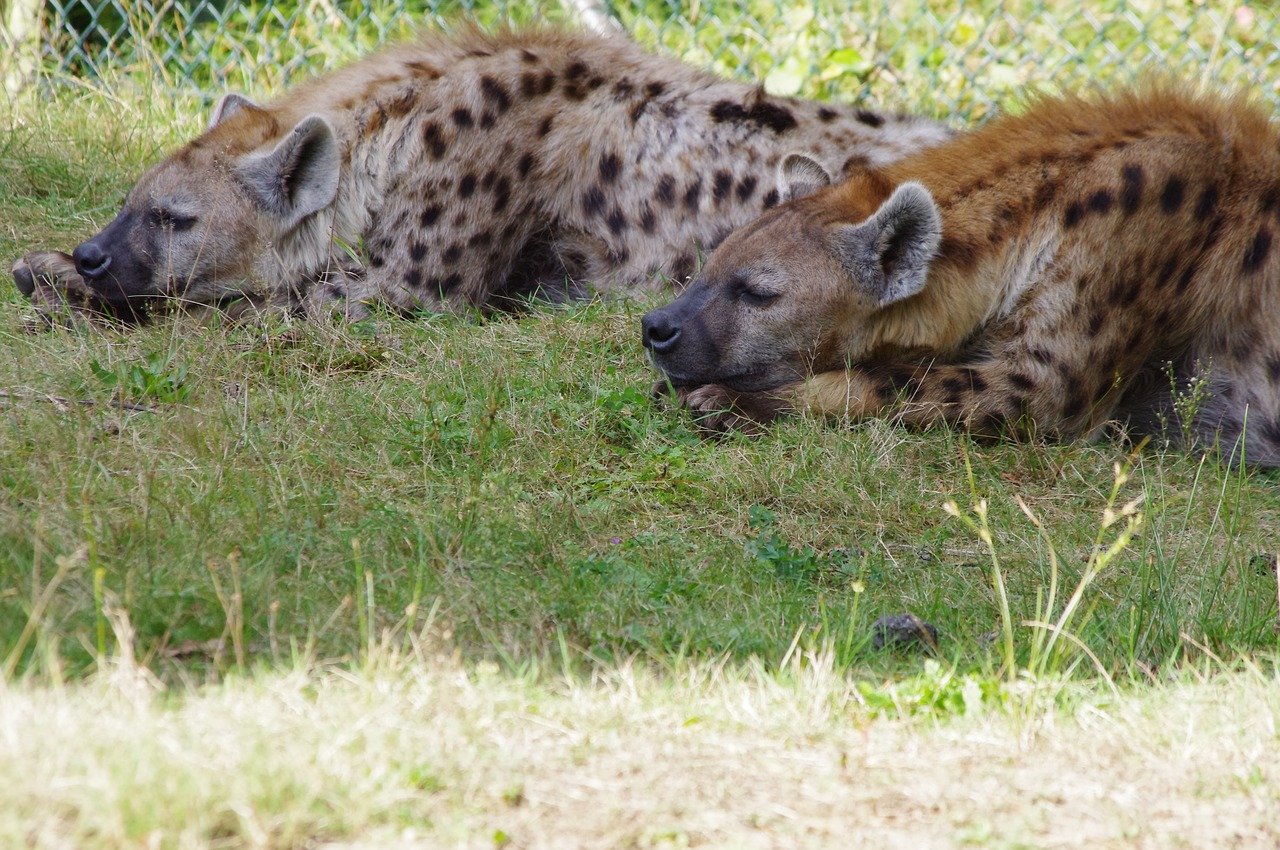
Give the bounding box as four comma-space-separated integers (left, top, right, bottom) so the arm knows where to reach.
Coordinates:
236, 115, 341, 232
829, 181, 941, 306
776, 152, 834, 203
208, 93, 261, 130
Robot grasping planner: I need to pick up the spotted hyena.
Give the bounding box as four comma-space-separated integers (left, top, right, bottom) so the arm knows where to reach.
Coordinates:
11, 27, 952, 325
643, 85, 1280, 466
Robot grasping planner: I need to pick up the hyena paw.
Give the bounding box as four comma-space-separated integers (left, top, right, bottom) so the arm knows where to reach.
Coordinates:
11, 251, 127, 330
679, 384, 790, 436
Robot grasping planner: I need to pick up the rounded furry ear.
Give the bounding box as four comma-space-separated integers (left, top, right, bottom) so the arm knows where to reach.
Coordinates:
829, 181, 942, 306
209, 93, 261, 130
777, 152, 834, 203
235, 115, 341, 232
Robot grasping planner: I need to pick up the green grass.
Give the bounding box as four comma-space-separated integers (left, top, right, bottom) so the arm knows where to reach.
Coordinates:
4, 32, 1280, 848
17, 1, 1280, 123
1, 75, 1278, 684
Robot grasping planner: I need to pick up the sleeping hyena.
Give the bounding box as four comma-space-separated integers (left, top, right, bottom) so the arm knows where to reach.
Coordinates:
12, 26, 952, 324
643, 85, 1280, 466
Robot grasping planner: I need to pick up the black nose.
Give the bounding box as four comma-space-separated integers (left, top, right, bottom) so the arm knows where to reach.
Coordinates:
642, 310, 682, 353
72, 241, 112, 281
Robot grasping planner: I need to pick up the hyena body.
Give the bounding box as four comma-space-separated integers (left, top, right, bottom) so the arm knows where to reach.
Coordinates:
643, 86, 1280, 466
13, 27, 951, 322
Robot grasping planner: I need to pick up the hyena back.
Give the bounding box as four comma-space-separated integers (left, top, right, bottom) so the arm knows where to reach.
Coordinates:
644, 85, 1280, 466
13, 27, 952, 323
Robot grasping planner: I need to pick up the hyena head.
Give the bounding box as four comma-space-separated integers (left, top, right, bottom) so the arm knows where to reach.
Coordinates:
70, 94, 340, 308
641, 154, 942, 391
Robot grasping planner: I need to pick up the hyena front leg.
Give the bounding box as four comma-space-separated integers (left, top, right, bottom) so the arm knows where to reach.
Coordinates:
683, 340, 1143, 440
11, 251, 149, 328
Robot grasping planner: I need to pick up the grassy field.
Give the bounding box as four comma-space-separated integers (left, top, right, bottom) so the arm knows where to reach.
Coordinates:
3, 35, 1280, 848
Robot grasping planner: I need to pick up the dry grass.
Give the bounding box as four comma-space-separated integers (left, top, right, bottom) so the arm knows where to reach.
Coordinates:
4, 643, 1279, 849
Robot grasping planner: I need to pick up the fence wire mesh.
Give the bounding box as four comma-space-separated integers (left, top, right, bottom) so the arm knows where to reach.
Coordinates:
1, 1, 1278, 120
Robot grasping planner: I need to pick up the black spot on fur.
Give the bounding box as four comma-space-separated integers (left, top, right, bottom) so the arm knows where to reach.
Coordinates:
640, 205, 657, 234
442, 244, 462, 265
762, 189, 779, 209
422, 122, 448, 159
493, 177, 511, 213
479, 111, 497, 130
439, 273, 463, 295
1244, 227, 1273, 273
1160, 176, 1185, 213
458, 173, 477, 199
712, 170, 733, 203
1176, 263, 1196, 293
538, 115, 554, 137
1063, 201, 1085, 228
1266, 354, 1280, 382
1199, 215, 1224, 253
520, 49, 538, 63
1008, 372, 1035, 392
1029, 347, 1053, 366
709, 99, 798, 134
599, 152, 622, 184
420, 205, 441, 228
563, 61, 590, 100
1087, 189, 1114, 214
1155, 256, 1178, 290
480, 76, 511, 114
645, 81, 665, 98
582, 186, 606, 217
404, 268, 422, 288
518, 152, 537, 178
1120, 164, 1144, 214
964, 369, 988, 394
606, 208, 628, 235
1261, 186, 1280, 216
856, 110, 884, 128
451, 107, 473, 129
409, 242, 427, 262
1032, 179, 1059, 212
481, 169, 497, 191
736, 175, 758, 203
1062, 383, 1088, 421
468, 230, 492, 248
817, 107, 837, 122
656, 174, 677, 207
1195, 185, 1219, 220
683, 178, 702, 213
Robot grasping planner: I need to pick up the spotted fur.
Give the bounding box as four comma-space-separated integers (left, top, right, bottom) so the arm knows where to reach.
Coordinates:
644, 84, 1280, 466
13, 26, 951, 322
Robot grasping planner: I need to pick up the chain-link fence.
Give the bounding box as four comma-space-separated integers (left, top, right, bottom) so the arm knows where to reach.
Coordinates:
2, 0, 1278, 120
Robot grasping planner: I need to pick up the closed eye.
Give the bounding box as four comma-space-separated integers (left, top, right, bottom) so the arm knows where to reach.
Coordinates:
730, 276, 780, 307
149, 208, 197, 232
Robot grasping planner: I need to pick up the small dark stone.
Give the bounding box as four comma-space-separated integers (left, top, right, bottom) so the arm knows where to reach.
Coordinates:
1249, 554, 1276, 576
871, 614, 939, 651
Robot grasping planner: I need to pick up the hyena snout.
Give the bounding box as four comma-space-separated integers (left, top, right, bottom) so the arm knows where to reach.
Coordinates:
641, 307, 683, 354
72, 239, 112, 281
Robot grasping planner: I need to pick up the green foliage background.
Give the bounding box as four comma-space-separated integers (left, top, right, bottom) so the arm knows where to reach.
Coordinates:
5, 1, 1280, 120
